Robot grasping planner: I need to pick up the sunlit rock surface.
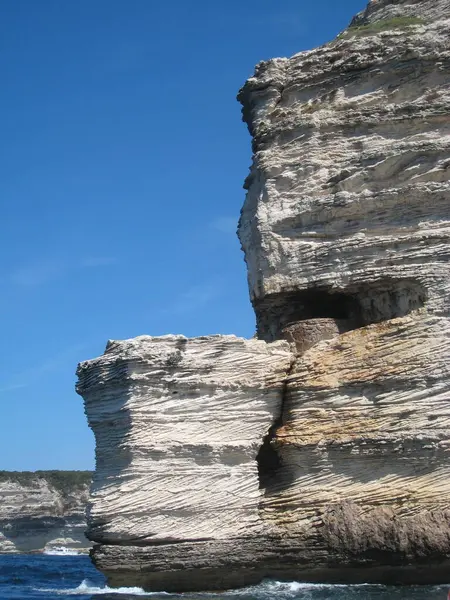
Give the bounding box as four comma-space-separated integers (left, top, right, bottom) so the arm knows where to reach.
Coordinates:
351, 0, 450, 25
0, 472, 91, 553
236, 0, 450, 585
238, 9, 450, 336
77, 335, 290, 545
77, 335, 292, 590
78, 0, 450, 591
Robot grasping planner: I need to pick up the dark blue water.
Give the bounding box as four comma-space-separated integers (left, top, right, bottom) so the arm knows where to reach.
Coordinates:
0, 555, 447, 600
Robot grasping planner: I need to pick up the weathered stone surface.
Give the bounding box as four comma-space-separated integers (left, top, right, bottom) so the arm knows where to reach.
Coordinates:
77, 335, 291, 571
90, 532, 450, 592
351, 0, 450, 26
77, 0, 450, 591
0, 473, 91, 553
236, 0, 450, 587
238, 3, 450, 336
281, 318, 349, 355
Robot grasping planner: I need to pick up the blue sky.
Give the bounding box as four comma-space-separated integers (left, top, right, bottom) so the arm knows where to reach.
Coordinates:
0, 0, 366, 471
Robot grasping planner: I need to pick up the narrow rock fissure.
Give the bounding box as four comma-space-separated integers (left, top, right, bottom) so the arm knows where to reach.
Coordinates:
256, 413, 283, 489
256, 358, 296, 490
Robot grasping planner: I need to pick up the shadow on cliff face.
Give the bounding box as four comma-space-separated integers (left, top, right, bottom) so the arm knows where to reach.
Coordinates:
254, 277, 428, 496
322, 501, 450, 566
256, 416, 283, 490
254, 278, 426, 343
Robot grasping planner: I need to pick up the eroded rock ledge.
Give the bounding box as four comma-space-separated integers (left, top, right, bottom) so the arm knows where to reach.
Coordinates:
77, 0, 450, 591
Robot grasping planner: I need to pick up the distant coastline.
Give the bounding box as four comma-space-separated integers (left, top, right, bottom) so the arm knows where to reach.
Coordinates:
0, 470, 91, 554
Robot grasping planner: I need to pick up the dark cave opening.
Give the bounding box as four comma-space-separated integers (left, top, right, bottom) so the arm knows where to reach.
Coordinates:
254, 289, 360, 343
254, 279, 426, 342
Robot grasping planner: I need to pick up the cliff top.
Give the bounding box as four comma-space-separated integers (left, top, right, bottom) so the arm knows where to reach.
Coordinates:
0, 470, 92, 493
351, 0, 450, 26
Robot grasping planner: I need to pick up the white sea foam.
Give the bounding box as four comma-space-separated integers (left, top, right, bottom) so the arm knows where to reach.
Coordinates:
265, 580, 384, 591
269, 580, 370, 589
224, 579, 385, 597
34, 577, 450, 598
36, 578, 156, 595
43, 546, 80, 556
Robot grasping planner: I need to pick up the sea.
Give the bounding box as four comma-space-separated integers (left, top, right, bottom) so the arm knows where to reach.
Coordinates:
0, 553, 447, 600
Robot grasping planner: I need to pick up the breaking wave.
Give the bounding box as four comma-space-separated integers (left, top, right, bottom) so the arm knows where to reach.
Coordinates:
43, 546, 80, 556
35, 578, 450, 599
36, 578, 153, 595
5, 553, 448, 600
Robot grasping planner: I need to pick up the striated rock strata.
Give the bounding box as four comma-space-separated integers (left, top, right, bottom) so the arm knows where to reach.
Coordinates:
77, 335, 292, 590
0, 471, 91, 553
77, 0, 450, 591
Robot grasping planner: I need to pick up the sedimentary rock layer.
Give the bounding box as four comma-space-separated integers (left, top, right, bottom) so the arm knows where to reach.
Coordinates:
236, 0, 450, 586
238, 0, 450, 339
78, 0, 450, 591
0, 472, 91, 553
77, 335, 292, 588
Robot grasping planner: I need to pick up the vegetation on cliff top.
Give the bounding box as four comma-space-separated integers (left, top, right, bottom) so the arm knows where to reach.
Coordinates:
340, 16, 426, 38
0, 470, 92, 493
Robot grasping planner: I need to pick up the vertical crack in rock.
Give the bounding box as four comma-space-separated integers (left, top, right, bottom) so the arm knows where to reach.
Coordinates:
256, 277, 428, 501
256, 412, 283, 489
256, 360, 295, 490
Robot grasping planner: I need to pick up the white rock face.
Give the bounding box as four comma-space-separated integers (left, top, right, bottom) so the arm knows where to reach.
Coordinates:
235, 0, 450, 583
238, 2, 450, 338
78, 0, 450, 591
351, 0, 450, 25
77, 335, 291, 545
0, 475, 91, 553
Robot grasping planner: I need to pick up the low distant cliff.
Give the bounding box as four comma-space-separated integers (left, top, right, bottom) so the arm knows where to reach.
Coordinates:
77, 0, 450, 592
0, 471, 91, 553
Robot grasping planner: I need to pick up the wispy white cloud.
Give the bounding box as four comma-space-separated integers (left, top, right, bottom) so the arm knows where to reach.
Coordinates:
0, 383, 28, 394
162, 280, 223, 316
209, 216, 237, 235
11, 260, 66, 287
0, 343, 86, 395
10, 257, 117, 287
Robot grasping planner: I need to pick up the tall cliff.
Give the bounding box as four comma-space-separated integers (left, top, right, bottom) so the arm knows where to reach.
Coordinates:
0, 471, 91, 553
77, 0, 450, 592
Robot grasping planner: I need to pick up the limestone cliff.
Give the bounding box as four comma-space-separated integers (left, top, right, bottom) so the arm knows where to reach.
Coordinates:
77, 337, 291, 553
0, 471, 91, 553
77, 0, 450, 592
